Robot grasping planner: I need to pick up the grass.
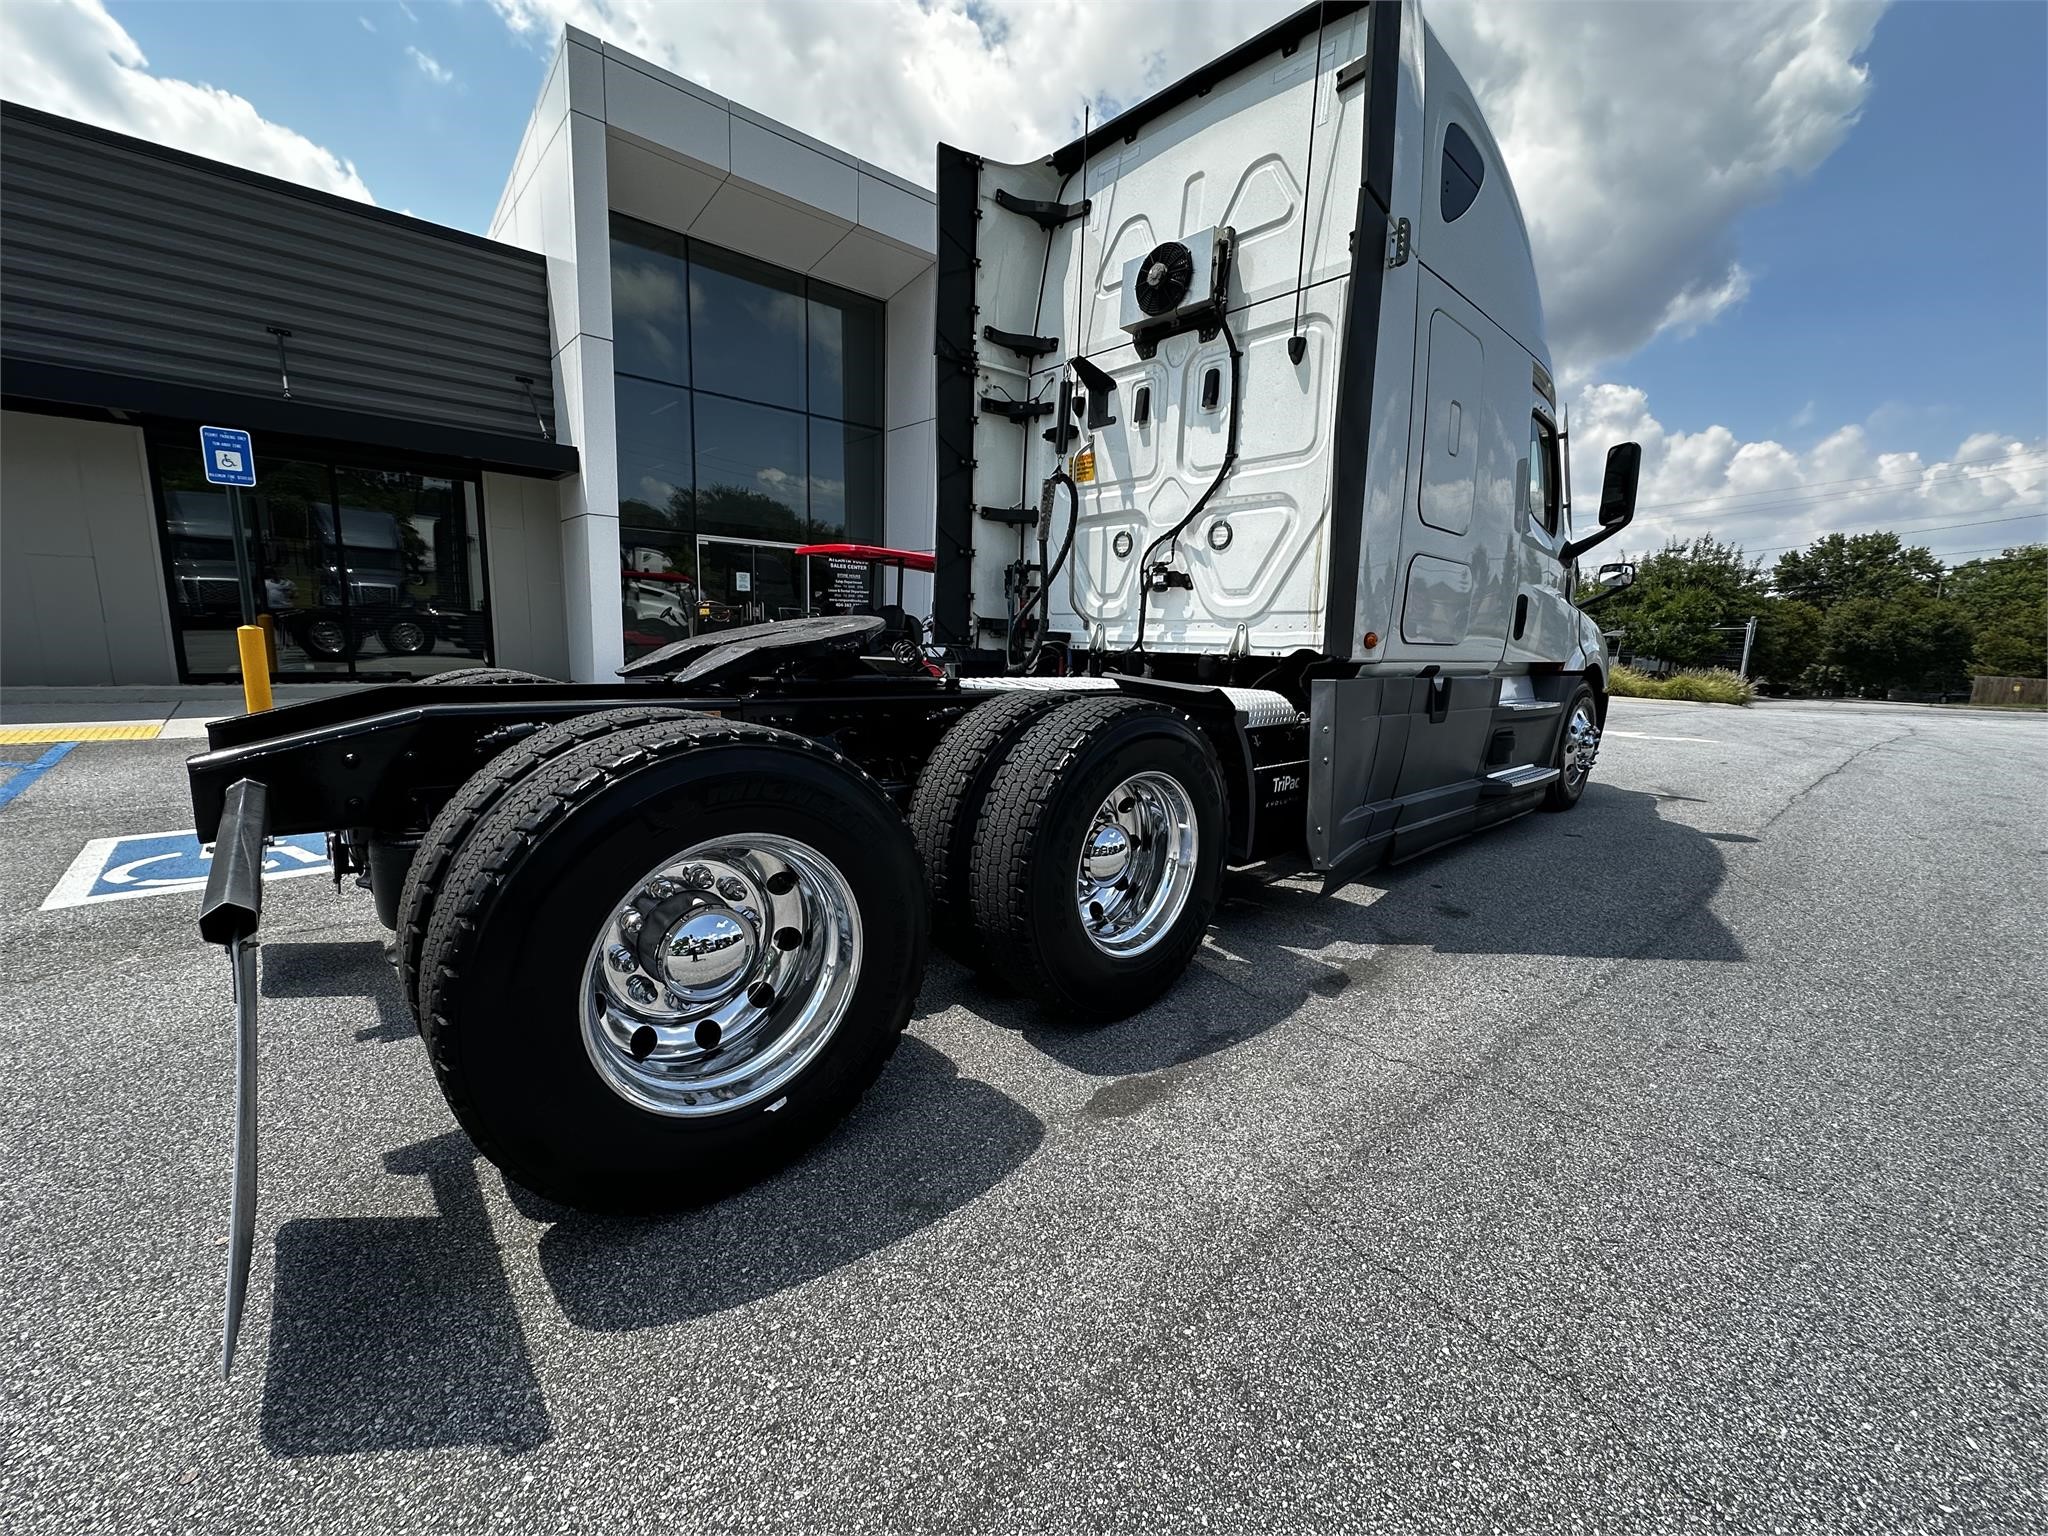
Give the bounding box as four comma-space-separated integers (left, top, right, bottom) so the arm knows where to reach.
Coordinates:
1608, 665, 1754, 706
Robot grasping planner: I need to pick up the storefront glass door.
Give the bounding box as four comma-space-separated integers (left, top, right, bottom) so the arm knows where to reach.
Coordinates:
154, 441, 492, 681
693, 537, 808, 633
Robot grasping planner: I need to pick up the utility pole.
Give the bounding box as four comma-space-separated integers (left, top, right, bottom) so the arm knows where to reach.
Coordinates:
1739, 614, 1757, 680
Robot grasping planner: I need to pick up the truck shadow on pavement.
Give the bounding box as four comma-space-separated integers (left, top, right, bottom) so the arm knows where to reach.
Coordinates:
524, 1035, 1042, 1332
986, 783, 1744, 1080
262, 939, 414, 1043
262, 1132, 551, 1457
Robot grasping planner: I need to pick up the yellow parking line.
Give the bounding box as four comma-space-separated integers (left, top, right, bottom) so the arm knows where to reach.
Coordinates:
0, 724, 164, 743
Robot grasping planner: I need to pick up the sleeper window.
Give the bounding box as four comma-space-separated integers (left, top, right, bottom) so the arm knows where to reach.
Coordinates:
1528, 416, 1561, 537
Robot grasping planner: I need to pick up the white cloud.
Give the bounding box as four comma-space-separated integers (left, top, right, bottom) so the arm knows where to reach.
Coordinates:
406, 45, 454, 86
1569, 383, 2047, 567
488, 1, 1881, 378
1429, 0, 1881, 372
359, 15, 376, 33
0, 0, 373, 202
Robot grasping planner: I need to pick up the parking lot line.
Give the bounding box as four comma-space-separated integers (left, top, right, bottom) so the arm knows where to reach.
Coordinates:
0, 723, 163, 743
0, 741, 77, 808
1605, 729, 1719, 743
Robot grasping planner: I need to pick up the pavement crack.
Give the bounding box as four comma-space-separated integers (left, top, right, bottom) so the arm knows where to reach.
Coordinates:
1762, 724, 1917, 832
1354, 1253, 1722, 1514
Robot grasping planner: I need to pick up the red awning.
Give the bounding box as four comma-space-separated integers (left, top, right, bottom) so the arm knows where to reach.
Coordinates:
793, 542, 936, 572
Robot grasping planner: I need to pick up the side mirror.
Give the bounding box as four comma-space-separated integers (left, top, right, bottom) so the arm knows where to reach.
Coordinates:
1561, 441, 1643, 562
1576, 561, 1635, 607
1597, 561, 1635, 588
1599, 442, 1642, 528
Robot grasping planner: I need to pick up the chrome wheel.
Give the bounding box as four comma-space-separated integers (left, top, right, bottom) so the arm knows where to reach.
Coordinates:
1563, 699, 1601, 790
305, 617, 349, 658
581, 834, 862, 1118
384, 619, 429, 654
1074, 770, 1199, 958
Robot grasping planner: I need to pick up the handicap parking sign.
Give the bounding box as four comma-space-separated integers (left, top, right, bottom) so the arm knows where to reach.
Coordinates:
42, 829, 329, 911
200, 425, 256, 487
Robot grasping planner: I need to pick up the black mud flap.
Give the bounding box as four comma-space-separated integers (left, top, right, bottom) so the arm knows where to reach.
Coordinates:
199, 779, 269, 1377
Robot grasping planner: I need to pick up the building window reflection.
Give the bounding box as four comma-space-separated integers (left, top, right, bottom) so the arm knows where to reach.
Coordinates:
610, 214, 885, 658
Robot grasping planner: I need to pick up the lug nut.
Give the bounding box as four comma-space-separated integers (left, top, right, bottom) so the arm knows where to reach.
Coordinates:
681, 864, 713, 889
717, 876, 749, 902
607, 944, 637, 973
619, 909, 644, 937
626, 975, 658, 1005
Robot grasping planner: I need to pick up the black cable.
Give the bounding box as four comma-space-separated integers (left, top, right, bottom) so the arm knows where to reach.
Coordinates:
1021, 470, 1080, 674
1127, 313, 1243, 659
1288, 0, 1327, 363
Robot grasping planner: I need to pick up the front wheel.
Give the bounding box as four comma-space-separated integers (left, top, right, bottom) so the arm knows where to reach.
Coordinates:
1543, 682, 1602, 811
416, 716, 927, 1212
969, 696, 1225, 1022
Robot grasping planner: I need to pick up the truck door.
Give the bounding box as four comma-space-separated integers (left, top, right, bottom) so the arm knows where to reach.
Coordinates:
1380, 266, 1516, 669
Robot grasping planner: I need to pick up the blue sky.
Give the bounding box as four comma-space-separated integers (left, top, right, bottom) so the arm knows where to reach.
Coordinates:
6, 0, 2045, 562
1616, 0, 2047, 458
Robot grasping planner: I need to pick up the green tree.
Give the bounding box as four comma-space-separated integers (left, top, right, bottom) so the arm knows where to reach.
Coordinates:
1773, 531, 1942, 610
1821, 590, 1976, 694
1942, 544, 2046, 678
1748, 597, 1823, 685
1589, 536, 1766, 668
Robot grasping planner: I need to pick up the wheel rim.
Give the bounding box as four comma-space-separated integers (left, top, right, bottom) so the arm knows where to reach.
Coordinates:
580, 834, 862, 1118
1563, 700, 1601, 790
387, 621, 426, 652
1074, 770, 1199, 958
307, 619, 347, 655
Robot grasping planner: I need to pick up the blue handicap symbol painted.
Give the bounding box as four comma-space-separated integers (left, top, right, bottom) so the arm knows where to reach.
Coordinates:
42, 829, 330, 910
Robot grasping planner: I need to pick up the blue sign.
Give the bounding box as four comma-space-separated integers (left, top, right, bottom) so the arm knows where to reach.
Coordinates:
200, 425, 256, 486
42, 828, 329, 911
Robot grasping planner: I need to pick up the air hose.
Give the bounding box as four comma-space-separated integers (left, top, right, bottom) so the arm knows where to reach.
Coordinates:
1018, 467, 1080, 674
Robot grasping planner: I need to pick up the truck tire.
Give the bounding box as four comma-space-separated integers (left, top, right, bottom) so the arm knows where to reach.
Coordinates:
1543, 681, 1601, 811
969, 696, 1225, 1022
381, 616, 434, 656
908, 690, 1068, 962
395, 705, 701, 1020
429, 666, 554, 685
416, 715, 927, 1213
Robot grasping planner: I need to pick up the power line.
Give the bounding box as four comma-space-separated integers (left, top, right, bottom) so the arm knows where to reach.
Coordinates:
1739, 509, 2047, 557
1623, 449, 2047, 516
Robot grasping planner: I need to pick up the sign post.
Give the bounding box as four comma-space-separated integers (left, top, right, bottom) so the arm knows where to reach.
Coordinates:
199, 428, 270, 710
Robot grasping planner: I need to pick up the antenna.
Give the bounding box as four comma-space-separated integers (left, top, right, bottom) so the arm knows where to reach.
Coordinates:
1288, 1, 1329, 367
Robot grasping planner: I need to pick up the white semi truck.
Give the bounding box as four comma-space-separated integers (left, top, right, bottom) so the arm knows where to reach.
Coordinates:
189, 0, 1640, 1366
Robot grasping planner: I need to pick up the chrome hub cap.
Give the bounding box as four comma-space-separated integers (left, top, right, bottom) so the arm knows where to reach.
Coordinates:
1074, 770, 1199, 958
1563, 701, 1601, 790
582, 835, 861, 1117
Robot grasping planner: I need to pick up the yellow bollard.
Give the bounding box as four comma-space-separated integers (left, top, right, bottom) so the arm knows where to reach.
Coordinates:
236, 625, 273, 713
256, 611, 278, 671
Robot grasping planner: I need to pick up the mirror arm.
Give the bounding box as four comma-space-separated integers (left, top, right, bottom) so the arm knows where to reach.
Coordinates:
1561, 521, 1626, 565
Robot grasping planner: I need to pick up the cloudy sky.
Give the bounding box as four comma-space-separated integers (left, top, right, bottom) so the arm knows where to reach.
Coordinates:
2, 0, 2043, 568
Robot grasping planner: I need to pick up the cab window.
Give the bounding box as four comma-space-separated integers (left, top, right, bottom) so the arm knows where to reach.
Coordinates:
1528, 415, 1561, 537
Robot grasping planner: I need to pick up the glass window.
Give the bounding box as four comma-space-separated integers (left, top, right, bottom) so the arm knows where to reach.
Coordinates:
608, 230, 890, 658
611, 216, 690, 387
153, 447, 487, 681
808, 284, 884, 428
689, 244, 806, 410
1442, 123, 1484, 222
616, 375, 694, 532
807, 419, 883, 541
1528, 416, 1561, 537
693, 395, 808, 541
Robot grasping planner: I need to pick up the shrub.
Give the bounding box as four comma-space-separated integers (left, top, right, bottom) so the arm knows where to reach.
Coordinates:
1608, 665, 1753, 706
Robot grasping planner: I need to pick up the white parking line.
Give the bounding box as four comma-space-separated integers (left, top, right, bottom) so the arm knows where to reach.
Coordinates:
1606, 730, 1720, 744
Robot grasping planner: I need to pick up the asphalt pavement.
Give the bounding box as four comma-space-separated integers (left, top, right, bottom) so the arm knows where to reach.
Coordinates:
0, 698, 2042, 1533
